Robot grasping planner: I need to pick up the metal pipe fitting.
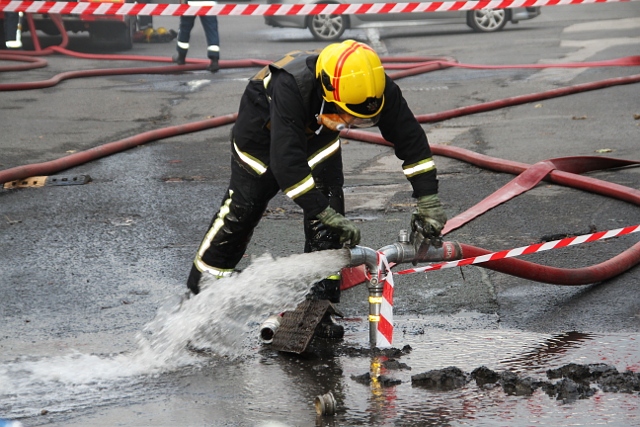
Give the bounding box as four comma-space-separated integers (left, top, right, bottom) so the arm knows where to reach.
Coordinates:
346, 230, 463, 348
314, 391, 337, 416
259, 314, 282, 344
346, 238, 462, 271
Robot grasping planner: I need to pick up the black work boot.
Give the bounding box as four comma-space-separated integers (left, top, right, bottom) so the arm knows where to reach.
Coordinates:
172, 51, 186, 65
315, 311, 344, 339
207, 58, 220, 73
306, 278, 341, 303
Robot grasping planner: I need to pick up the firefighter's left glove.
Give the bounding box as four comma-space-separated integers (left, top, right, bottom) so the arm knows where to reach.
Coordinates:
317, 206, 361, 247
412, 194, 447, 239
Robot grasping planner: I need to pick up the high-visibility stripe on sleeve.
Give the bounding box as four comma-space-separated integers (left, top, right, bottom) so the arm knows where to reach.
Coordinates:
285, 174, 315, 200
234, 142, 268, 175
308, 138, 340, 170
403, 158, 435, 178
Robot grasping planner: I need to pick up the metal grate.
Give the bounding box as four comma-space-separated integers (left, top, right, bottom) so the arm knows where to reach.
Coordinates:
270, 299, 330, 354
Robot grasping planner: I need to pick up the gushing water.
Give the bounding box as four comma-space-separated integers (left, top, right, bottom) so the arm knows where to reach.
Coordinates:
0, 250, 350, 418
138, 250, 350, 362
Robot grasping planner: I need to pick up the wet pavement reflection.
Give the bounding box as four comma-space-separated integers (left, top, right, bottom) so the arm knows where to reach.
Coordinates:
172, 320, 639, 427
2, 317, 639, 426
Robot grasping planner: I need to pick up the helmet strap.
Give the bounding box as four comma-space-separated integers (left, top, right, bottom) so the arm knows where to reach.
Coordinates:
315, 100, 326, 135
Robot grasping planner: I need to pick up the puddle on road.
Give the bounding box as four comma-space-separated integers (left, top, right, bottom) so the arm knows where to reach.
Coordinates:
0, 251, 348, 422
1, 249, 638, 426
313, 323, 640, 426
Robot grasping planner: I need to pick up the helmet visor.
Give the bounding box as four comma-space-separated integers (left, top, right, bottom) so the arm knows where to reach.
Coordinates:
344, 114, 380, 129
317, 108, 380, 132
337, 105, 380, 128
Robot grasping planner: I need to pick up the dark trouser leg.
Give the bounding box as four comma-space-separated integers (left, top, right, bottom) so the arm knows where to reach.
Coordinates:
186, 157, 280, 294
305, 150, 345, 303
4, 12, 22, 49
135, 0, 153, 30
175, 15, 195, 59
200, 15, 220, 60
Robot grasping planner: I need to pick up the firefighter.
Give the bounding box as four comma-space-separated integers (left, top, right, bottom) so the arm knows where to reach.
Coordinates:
3, 12, 22, 50
171, 0, 220, 72
187, 40, 447, 337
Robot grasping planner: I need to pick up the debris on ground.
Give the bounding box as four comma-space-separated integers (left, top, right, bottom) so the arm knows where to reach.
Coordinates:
411, 366, 469, 391
409, 363, 639, 402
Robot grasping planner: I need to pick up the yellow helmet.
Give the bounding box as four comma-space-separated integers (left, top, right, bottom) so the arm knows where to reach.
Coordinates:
316, 40, 385, 119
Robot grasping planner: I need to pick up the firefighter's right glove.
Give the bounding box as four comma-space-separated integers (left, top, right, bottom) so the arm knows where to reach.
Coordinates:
412, 194, 447, 240
317, 206, 361, 247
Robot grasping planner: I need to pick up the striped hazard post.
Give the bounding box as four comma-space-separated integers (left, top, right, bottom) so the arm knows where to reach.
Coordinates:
371, 252, 395, 348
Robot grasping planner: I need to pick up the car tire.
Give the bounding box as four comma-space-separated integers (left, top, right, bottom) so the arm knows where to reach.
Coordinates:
306, 12, 348, 41
466, 9, 508, 32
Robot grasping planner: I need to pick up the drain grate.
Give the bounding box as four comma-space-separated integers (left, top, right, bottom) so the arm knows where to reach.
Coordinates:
270, 299, 330, 354
3, 174, 91, 189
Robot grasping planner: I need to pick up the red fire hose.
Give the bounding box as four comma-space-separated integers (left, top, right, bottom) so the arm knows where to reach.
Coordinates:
1, 17, 638, 287
458, 242, 640, 286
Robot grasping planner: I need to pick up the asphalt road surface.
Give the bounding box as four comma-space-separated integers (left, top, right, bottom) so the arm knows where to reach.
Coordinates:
1, 2, 639, 426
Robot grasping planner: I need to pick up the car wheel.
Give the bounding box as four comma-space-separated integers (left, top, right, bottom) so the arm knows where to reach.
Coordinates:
307, 13, 348, 41
466, 9, 508, 32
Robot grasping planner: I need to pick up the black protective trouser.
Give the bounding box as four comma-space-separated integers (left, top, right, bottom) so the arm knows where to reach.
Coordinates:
3, 12, 21, 49
186, 151, 344, 294
176, 15, 220, 60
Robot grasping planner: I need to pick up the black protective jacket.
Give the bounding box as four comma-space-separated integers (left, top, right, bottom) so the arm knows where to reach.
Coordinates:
232, 52, 438, 218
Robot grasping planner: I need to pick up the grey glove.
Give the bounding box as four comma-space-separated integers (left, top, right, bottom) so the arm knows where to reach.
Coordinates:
412, 194, 447, 239
317, 206, 361, 247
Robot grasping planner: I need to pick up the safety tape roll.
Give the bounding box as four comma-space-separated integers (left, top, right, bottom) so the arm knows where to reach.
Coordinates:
0, 0, 638, 17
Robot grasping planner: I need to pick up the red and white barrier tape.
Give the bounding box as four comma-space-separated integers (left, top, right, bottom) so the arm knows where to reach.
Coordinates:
0, 0, 638, 17
375, 252, 395, 347
396, 224, 640, 275
374, 224, 638, 346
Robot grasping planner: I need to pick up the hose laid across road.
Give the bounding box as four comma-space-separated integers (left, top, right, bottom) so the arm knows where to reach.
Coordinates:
1, 23, 638, 287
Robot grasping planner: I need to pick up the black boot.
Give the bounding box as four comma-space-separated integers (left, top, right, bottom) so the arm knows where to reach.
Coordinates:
315, 311, 344, 339
306, 277, 341, 303
172, 51, 186, 65
207, 58, 219, 73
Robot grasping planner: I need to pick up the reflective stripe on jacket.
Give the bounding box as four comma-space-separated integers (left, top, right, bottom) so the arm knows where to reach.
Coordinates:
231, 51, 438, 217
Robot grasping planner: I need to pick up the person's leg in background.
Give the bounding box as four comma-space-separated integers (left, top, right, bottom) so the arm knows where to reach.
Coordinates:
200, 15, 220, 72
173, 15, 196, 65
135, 0, 154, 30
3, 12, 22, 50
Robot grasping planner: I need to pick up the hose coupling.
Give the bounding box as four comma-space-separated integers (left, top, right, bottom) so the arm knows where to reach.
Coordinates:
259, 313, 283, 344
314, 391, 337, 416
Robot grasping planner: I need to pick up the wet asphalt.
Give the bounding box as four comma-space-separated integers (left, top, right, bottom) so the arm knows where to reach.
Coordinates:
1, 4, 639, 426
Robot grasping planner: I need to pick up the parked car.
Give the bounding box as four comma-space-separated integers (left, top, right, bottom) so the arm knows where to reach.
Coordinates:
264, 0, 541, 41
1, 0, 137, 50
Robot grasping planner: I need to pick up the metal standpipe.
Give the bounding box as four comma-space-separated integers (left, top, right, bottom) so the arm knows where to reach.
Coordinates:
347, 229, 462, 348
